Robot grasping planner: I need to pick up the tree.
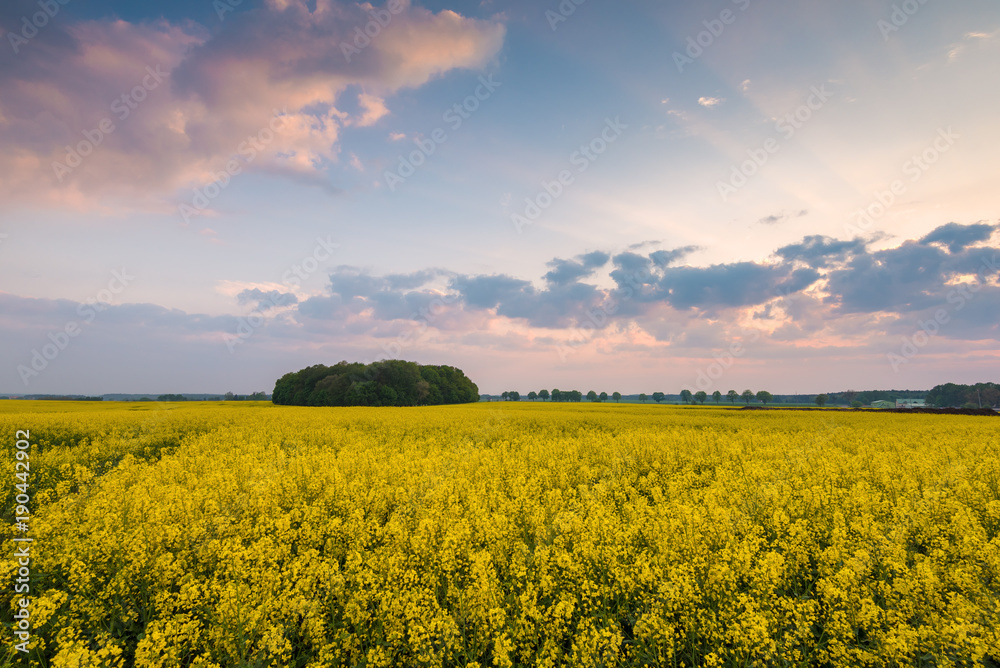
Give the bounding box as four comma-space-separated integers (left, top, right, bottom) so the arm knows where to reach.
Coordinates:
741, 389, 754, 405
851, 400, 864, 408
727, 390, 739, 404
501, 391, 509, 401
982, 386, 1000, 408
712, 390, 722, 404
652, 392, 665, 403
509, 391, 520, 402
224, 392, 235, 401
680, 389, 693, 404
273, 360, 478, 407
815, 394, 828, 407
694, 391, 707, 405
600, 391, 609, 402
552, 389, 562, 402
639, 393, 647, 403
539, 389, 550, 402
587, 390, 599, 402
528, 391, 538, 401
843, 389, 858, 405
612, 392, 621, 403
756, 390, 773, 405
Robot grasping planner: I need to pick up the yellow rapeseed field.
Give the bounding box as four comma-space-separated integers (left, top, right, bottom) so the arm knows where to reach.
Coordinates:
1, 400, 998, 667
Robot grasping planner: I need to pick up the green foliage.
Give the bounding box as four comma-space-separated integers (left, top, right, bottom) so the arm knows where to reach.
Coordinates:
927, 382, 999, 408
815, 394, 829, 407
271, 360, 479, 407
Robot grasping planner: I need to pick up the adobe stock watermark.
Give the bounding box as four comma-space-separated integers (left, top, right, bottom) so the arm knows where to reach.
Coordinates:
887, 253, 997, 371
673, 0, 752, 73
179, 110, 288, 224
555, 254, 665, 361
340, 0, 406, 62
681, 280, 804, 392
365, 291, 461, 364
16, 269, 135, 386
225, 236, 339, 352
717, 84, 833, 202
213, 0, 244, 21
510, 116, 627, 233
878, 0, 932, 41
383, 75, 501, 192
6, 0, 71, 54
51, 65, 167, 183
682, 328, 764, 394
546, 0, 586, 31
845, 127, 959, 236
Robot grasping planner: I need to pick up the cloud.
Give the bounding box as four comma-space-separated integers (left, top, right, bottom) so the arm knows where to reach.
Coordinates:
0, 0, 506, 210
825, 223, 1000, 318
543, 251, 610, 286
237, 288, 299, 311
756, 209, 808, 226
649, 246, 699, 267
919, 221, 996, 254
697, 96, 724, 107
2, 223, 998, 394
299, 223, 999, 341
775, 235, 866, 268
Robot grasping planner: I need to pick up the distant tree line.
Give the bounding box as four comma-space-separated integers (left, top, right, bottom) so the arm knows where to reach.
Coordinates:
483, 385, 998, 409
223, 392, 268, 401
272, 360, 479, 407
34, 395, 104, 401
498, 390, 626, 402
825, 389, 926, 406
927, 382, 999, 408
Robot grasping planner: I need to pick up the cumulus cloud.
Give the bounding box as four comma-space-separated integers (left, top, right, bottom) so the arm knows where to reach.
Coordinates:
543, 251, 610, 286
237, 288, 299, 311
0, 0, 506, 209
301, 223, 1000, 342
919, 221, 996, 254
3, 223, 997, 391
776, 235, 866, 268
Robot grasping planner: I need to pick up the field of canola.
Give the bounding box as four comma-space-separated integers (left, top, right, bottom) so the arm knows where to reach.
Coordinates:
1, 400, 999, 667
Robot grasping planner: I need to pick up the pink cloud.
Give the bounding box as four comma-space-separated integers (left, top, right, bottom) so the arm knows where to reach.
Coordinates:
0, 0, 506, 211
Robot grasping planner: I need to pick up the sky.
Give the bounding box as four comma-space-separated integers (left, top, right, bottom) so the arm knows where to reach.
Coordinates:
0, 0, 998, 396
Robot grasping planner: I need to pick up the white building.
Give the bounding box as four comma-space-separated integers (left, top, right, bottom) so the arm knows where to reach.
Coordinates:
896, 399, 927, 408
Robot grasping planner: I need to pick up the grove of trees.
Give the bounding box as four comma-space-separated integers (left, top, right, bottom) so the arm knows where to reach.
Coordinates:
272, 360, 479, 407
927, 382, 1000, 408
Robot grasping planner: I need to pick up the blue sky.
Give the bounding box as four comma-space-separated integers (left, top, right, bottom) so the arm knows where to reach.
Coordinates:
1, 0, 998, 395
